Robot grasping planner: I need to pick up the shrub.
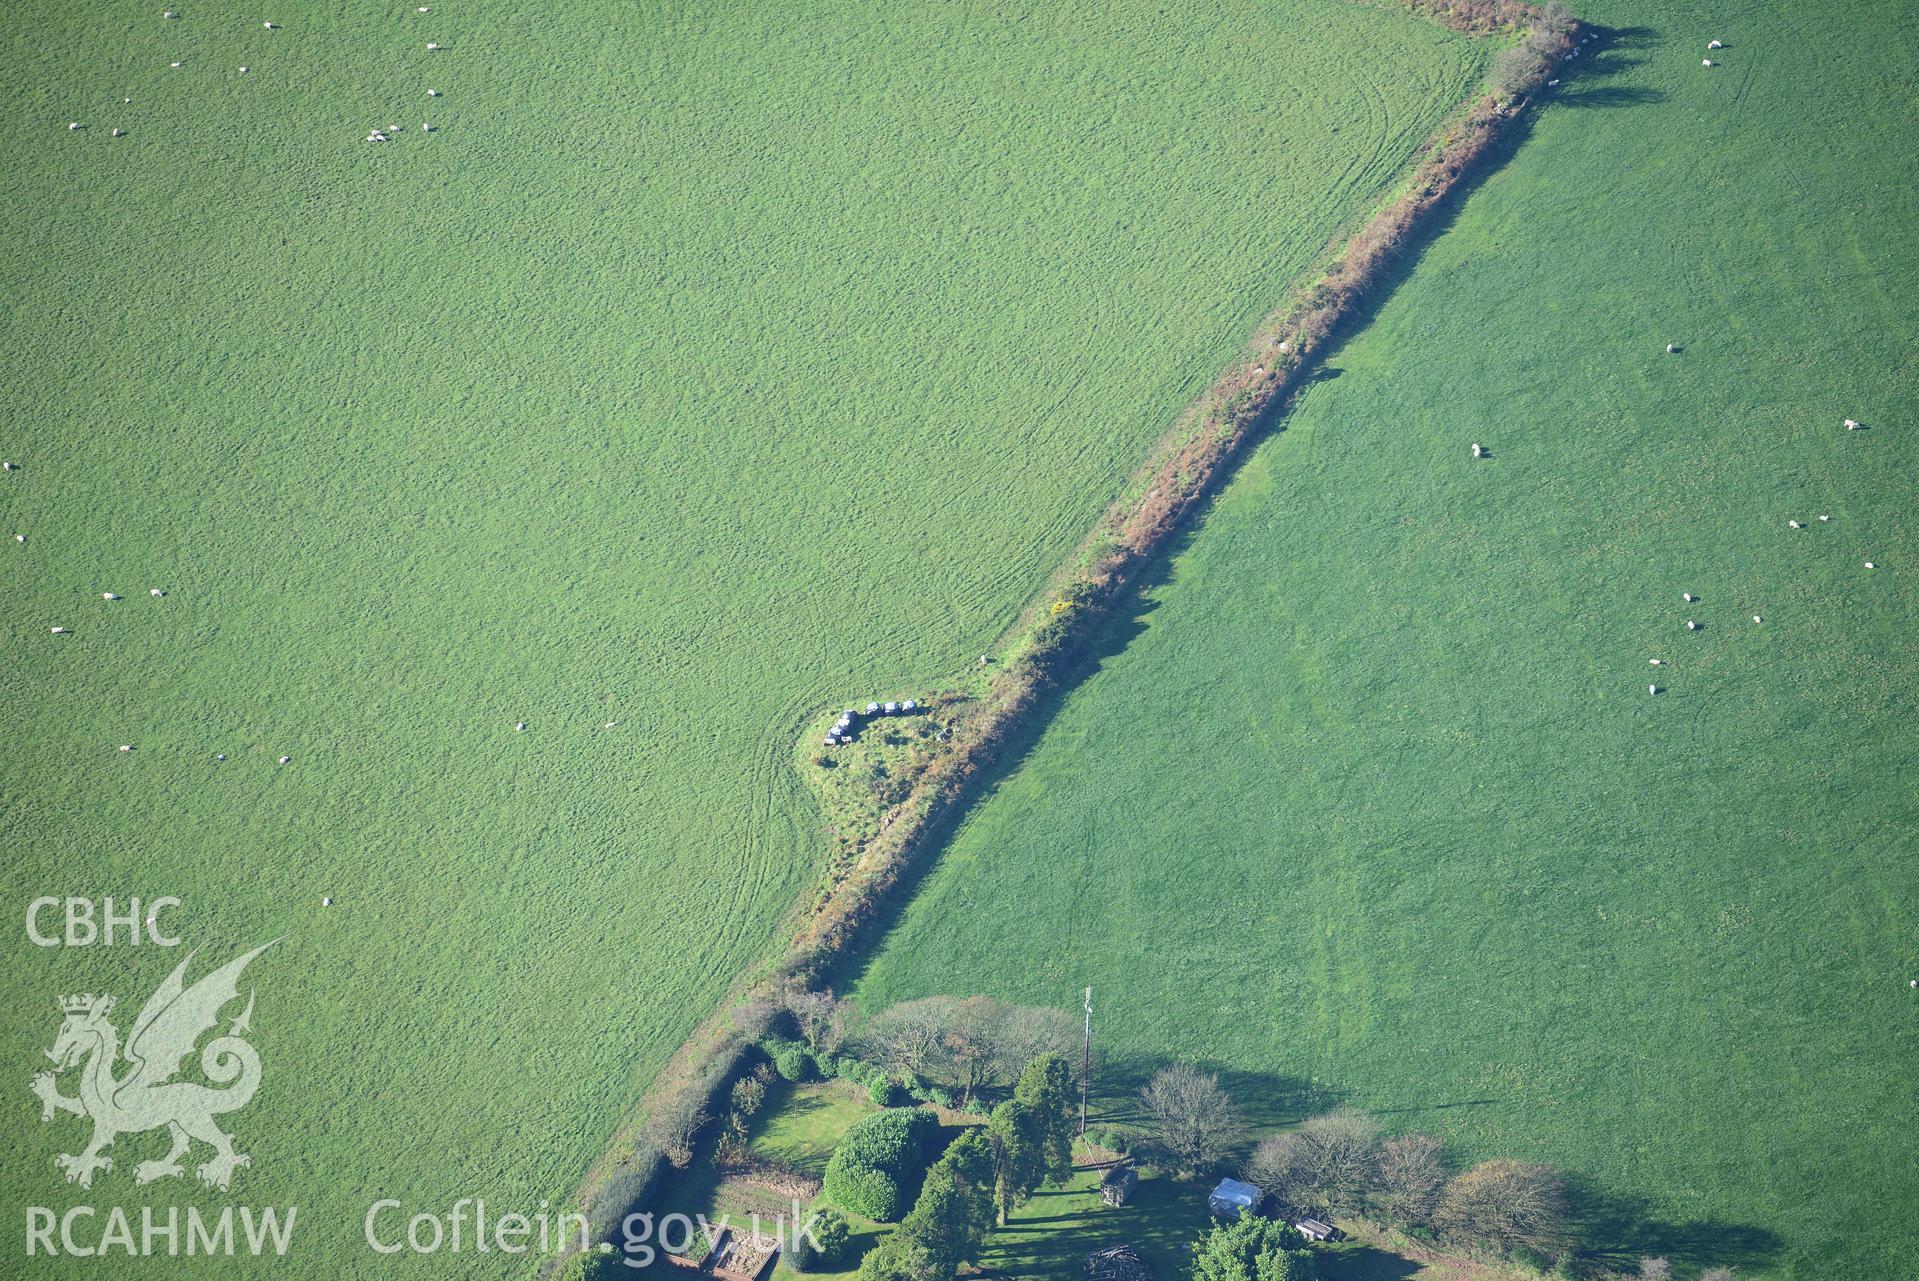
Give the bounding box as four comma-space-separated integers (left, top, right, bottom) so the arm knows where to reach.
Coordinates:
1191, 1216, 1316, 1281
773, 1044, 816, 1083
1083, 1126, 1132, 1156
869, 1078, 905, 1107
926, 1087, 956, 1109
790, 1207, 850, 1270
822, 1108, 942, 1221
811, 1049, 840, 1079
824, 1162, 908, 1222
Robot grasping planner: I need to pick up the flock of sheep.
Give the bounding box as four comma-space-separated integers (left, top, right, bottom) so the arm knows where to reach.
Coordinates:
1470, 406, 1880, 699
60, 7, 445, 143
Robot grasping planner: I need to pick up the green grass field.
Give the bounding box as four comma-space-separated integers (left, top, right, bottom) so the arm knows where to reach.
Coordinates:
1, 2, 1486, 1275
854, 4, 1919, 1279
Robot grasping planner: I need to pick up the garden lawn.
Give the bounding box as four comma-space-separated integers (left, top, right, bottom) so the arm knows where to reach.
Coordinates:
854, 3, 1919, 1279
1, 3, 1487, 1275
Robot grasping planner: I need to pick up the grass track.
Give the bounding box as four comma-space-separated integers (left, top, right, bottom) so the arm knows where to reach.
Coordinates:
0, 3, 1484, 1275
853, 4, 1919, 1278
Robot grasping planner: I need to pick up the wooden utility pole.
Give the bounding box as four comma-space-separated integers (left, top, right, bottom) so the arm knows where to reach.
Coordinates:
1080, 985, 1093, 1137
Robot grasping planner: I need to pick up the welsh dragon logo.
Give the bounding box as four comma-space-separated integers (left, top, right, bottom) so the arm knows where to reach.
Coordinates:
30, 941, 276, 1192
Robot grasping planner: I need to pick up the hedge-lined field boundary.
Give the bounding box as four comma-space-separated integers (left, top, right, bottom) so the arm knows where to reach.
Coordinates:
551, 4, 1576, 1271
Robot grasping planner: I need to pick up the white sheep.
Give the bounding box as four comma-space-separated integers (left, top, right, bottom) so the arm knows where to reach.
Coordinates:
323, 896, 333, 907
1649, 685, 1658, 696
238, 66, 249, 73
14, 534, 26, 543
604, 721, 618, 729
1682, 592, 1695, 602
1471, 443, 1484, 458
171, 62, 182, 68
1665, 343, 1677, 353
515, 721, 526, 732
1818, 514, 1830, 522
263, 21, 275, 29
1702, 58, 1712, 67
102, 592, 118, 600
2, 461, 14, 470
1708, 40, 1723, 49
278, 755, 291, 764
1788, 519, 1801, 529
1844, 418, 1861, 430
426, 42, 439, 50
68, 122, 80, 131
1649, 658, 1663, 666
150, 587, 164, 596
427, 88, 441, 96
1686, 620, 1699, 631
421, 121, 431, 133
120, 744, 133, 752
216, 753, 227, 761
1752, 615, 1762, 624
112, 128, 123, 137
51, 626, 69, 634
1864, 561, 1877, 569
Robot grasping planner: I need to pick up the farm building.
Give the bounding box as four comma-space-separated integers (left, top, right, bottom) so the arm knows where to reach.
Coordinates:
1207, 1177, 1263, 1220
1100, 1163, 1138, 1207
1085, 1244, 1152, 1281
1293, 1218, 1343, 1243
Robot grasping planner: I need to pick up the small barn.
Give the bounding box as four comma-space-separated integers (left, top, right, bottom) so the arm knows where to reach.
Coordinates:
1207, 1177, 1263, 1220
1099, 1163, 1138, 1207
1085, 1244, 1152, 1281
1292, 1218, 1343, 1243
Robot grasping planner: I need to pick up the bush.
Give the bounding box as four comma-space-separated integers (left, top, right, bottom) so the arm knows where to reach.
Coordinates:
1190, 1216, 1316, 1281
773, 1044, 816, 1082
822, 1108, 942, 1221
925, 1087, 956, 1109
1083, 1126, 1132, 1156
869, 1078, 905, 1107
790, 1208, 849, 1271
811, 1049, 840, 1079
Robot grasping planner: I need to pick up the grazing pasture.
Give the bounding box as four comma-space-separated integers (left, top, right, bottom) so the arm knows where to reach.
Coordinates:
0, 1, 1483, 1275
854, 3, 1919, 1278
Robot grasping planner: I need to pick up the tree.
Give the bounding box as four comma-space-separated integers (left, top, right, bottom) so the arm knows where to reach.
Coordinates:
934, 997, 1004, 1105
1372, 1132, 1445, 1227
1435, 1160, 1569, 1258
1190, 1215, 1317, 1281
899, 1130, 997, 1278
861, 997, 957, 1077
786, 987, 853, 1054
993, 1005, 1079, 1084
985, 1099, 1043, 1225
642, 1089, 711, 1169
1141, 1063, 1244, 1176
1013, 1053, 1076, 1185
1243, 1108, 1379, 1216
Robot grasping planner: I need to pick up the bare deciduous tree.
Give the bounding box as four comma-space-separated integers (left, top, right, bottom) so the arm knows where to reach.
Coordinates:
642, 1089, 711, 1169
1435, 1159, 1569, 1257
1637, 1258, 1672, 1281
1141, 1064, 1244, 1176
859, 995, 957, 1077
1373, 1132, 1446, 1227
1243, 1107, 1380, 1215
785, 987, 852, 1054
992, 1004, 1078, 1084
